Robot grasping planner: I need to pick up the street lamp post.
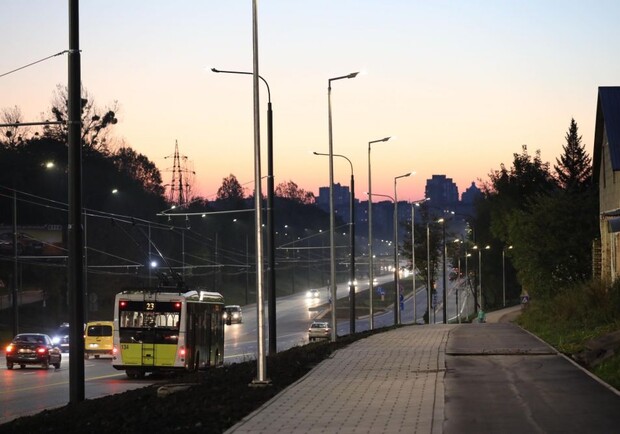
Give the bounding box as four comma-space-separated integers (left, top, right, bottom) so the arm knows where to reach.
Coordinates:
473, 245, 490, 314
426, 223, 432, 324
453, 239, 463, 324
394, 173, 412, 325
456, 251, 461, 324
250, 0, 268, 385
409, 198, 428, 324
314, 151, 356, 334
211, 67, 277, 357
370, 192, 400, 324
436, 218, 449, 324
503, 245, 513, 307
11, 188, 18, 337
367, 136, 390, 329
328, 72, 358, 342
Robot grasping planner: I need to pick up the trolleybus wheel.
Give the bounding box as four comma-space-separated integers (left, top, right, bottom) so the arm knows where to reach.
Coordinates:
126, 369, 139, 379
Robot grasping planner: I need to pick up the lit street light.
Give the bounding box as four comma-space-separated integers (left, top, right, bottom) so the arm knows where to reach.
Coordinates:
314, 151, 356, 334
410, 198, 428, 324
369, 191, 401, 325
503, 245, 513, 307
437, 217, 448, 324
328, 71, 358, 342
473, 244, 490, 314
367, 136, 391, 329
394, 172, 412, 324
426, 222, 432, 323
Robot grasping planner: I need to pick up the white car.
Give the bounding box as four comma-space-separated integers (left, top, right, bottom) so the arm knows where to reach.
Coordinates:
306, 288, 320, 298
308, 321, 331, 341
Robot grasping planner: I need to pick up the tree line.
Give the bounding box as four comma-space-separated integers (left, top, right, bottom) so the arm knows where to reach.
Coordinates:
401, 118, 597, 317
0, 87, 330, 326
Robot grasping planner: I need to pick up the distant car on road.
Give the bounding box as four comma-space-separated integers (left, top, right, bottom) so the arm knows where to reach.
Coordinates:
308, 321, 331, 342
223, 305, 243, 325
0, 232, 43, 255
306, 288, 320, 298
5, 333, 62, 370
51, 322, 70, 353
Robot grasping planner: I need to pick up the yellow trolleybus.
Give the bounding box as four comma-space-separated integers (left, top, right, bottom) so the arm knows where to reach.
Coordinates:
112, 288, 225, 379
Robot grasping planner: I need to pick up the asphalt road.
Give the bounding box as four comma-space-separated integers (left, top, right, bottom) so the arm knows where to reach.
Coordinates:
443, 323, 620, 433
0, 273, 400, 423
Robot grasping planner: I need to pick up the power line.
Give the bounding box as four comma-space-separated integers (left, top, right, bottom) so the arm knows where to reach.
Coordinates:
0, 50, 69, 79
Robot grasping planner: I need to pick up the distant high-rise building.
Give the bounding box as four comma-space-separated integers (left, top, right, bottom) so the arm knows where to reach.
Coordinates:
424, 175, 459, 208
316, 183, 352, 222
461, 182, 482, 205
458, 181, 483, 218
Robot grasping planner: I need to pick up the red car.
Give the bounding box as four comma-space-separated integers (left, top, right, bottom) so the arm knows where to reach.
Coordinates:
5, 333, 62, 370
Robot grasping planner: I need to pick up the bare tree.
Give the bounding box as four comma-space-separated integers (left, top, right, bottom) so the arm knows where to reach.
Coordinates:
0, 105, 32, 148
42, 84, 118, 152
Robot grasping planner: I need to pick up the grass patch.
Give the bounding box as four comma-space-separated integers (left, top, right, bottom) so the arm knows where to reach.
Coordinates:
517, 279, 620, 389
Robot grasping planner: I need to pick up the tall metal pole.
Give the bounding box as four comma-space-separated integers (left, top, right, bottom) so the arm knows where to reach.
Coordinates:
148, 223, 152, 285
442, 221, 447, 324
478, 249, 482, 313
393, 173, 411, 325
327, 72, 358, 342
12, 189, 18, 336
411, 204, 416, 324
456, 256, 461, 323
328, 80, 336, 342
68, 0, 85, 403
426, 224, 431, 324
367, 143, 373, 330
181, 229, 185, 280
251, 0, 268, 385
502, 245, 511, 308
367, 136, 390, 330
211, 67, 276, 356
393, 193, 399, 325
349, 170, 356, 334
313, 151, 355, 334
84, 213, 88, 322
409, 199, 427, 324
502, 248, 506, 308
266, 100, 276, 355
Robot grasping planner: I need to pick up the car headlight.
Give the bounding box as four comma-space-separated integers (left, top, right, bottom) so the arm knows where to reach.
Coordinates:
52, 337, 60, 344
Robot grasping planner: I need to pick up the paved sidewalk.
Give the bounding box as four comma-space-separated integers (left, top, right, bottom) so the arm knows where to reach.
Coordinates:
227, 325, 455, 434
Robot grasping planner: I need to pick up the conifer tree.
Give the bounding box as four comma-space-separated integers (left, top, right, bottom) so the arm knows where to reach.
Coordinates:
554, 118, 592, 191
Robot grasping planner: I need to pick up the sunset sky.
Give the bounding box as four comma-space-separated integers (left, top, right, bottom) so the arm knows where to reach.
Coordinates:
2, 1, 620, 203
